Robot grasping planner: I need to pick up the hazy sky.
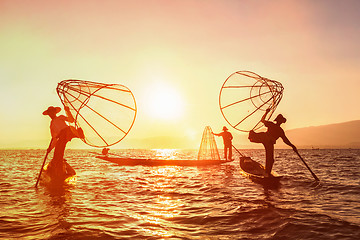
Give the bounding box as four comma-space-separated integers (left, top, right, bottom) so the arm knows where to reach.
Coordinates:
1, 0, 360, 149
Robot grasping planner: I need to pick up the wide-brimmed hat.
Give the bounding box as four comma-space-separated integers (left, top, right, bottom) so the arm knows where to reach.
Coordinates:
223, 126, 228, 131
43, 106, 61, 115
274, 114, 286, 123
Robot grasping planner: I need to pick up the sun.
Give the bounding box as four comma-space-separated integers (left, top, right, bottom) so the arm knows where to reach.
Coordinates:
144, 82, 185, 120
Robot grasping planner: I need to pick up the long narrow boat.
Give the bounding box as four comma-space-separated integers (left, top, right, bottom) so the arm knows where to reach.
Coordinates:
96, 155, 234, 166
239, 156, 282, 186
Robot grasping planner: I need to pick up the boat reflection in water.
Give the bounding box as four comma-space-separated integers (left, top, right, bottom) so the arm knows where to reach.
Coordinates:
35, 175, 75, 239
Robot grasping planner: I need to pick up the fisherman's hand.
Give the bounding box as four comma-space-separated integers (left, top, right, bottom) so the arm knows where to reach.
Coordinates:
265, 108, 271, 113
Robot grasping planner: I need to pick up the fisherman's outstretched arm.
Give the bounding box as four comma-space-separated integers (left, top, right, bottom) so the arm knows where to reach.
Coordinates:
282, 135, 297, 151
64, 106, 75, 123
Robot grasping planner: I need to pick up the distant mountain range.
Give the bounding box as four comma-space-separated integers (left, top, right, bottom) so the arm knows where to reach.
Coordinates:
281, 120, 360, 148
123, 120, 360, 149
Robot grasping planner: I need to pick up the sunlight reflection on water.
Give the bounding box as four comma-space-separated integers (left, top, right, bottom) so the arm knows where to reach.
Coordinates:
1, 149, 360, 239
153, 149, 178, 160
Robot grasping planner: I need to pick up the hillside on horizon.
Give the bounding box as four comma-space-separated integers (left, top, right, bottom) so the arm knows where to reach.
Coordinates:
121, 120, 360, 149
277, 120, 360, 148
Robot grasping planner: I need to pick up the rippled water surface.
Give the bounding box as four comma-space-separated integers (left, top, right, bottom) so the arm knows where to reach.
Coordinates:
1, 149, 360, 239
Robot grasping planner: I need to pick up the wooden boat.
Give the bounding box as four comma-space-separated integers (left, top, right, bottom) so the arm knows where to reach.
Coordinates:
40, 160, 76, 186
96, 155, 234, 166
239, 156, 282, 186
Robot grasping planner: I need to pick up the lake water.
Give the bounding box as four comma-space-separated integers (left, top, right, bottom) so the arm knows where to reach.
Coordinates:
1, 149, 359, 239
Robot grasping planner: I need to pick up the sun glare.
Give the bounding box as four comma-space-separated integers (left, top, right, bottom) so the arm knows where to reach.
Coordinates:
144, 82, 184, 120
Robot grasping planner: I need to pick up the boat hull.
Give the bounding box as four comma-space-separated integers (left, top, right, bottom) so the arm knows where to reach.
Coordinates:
40, 161, 76, 186
239, 156, 282, 186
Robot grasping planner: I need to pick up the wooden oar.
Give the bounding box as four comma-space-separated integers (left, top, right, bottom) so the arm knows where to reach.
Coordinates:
294, 149, 320, 182
35, 139, 53, 188
232, 144, 245, 157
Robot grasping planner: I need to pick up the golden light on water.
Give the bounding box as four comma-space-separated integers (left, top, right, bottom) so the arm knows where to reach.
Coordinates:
155, 149, 177, 159
151, 196, 183, 219
129, 194, 183, 238
130, 159, 186, 238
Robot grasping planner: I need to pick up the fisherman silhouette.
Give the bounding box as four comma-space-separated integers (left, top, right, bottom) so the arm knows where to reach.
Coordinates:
213, 126, 233, 160
248, 108, 297, 177
43, 106, 84, 179
102, 148, 110, 156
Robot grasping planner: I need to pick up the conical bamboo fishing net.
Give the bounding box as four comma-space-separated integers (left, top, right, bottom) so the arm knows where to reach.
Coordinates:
219, 71, 284, 132
197, 126, 220, 161
56, 79, 137, 148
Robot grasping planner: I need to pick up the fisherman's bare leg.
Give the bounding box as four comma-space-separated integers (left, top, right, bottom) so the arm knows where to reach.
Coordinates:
228, 146, 232, 160
51, 130, 68, 179
264, 143, 274, 176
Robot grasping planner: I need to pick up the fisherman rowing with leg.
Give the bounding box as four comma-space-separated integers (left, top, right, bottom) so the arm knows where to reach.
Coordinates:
43, 106, 84, 181
248, 109, 297, 177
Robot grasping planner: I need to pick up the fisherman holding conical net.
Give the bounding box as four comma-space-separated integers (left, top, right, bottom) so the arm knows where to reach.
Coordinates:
213, 126, 233, 161
219, 71, 319, 181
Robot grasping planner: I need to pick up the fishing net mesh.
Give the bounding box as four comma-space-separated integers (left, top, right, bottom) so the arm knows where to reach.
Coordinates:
57, 79, 137, 148
219, 71, 284, 132
197, 126, 220, 161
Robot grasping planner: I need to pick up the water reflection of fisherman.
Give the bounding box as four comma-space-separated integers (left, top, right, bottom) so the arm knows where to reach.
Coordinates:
43, 106, 84, 179
248, 109, 297, 177
213, 126, 233, 160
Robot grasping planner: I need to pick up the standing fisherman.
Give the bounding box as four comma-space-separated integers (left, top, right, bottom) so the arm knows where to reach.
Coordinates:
248, 109, 297, 177
43, 106, 83, 180
213, 126, 233, 160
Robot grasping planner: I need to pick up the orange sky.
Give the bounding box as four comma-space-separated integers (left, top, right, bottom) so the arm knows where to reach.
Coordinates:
1, 0, 360, 149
